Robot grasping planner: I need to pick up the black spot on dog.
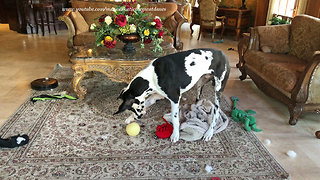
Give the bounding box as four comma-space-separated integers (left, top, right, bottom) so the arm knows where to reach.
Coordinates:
152, 51, 194, 103
205, 56, 209, 60
190, 61, 195, 66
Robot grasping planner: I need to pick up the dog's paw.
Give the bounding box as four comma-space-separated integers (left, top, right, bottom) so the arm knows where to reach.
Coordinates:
170, 130, 180, 143
203, 128, 214, 141
125, 115, 135, 124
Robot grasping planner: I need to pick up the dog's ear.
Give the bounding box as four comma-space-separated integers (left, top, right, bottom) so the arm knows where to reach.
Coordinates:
114, 98, 135, 115
117, 88, 126, 100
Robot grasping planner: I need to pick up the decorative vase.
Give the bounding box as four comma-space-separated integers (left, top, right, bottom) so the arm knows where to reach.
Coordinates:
239, 0, 247, 9
118, 34, 140, 54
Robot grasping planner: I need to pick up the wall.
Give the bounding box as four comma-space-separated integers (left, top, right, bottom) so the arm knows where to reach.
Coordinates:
220, 0, 257, 26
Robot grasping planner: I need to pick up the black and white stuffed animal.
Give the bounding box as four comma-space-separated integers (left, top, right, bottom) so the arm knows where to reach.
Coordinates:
114, 48, 230, 142
0, 134, 29, 148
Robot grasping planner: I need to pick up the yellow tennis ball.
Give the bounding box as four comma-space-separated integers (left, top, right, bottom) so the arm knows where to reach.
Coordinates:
126, 122, 140, 136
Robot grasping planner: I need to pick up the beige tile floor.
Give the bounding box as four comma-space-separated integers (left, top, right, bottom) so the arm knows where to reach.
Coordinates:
0, 23, 319, 179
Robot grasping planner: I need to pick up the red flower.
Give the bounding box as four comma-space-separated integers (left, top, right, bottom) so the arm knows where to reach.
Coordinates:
104, 40, 116, 48
99, 14, 106, 23
158, 30, 164, 38
154, 18, 162, 29
115, 14, 127, 27
143, 38, 152, 44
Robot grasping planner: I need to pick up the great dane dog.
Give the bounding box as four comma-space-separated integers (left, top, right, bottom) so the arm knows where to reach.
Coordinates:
114, 48, 230, 142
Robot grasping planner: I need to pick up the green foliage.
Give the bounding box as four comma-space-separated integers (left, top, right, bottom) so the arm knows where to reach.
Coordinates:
269, 16, 291, 25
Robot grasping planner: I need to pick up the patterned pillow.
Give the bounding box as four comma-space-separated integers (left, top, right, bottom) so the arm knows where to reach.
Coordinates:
70, 11, 89, 35
257, 24, 290, 54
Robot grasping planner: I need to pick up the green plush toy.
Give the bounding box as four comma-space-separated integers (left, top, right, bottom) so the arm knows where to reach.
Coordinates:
231, 96, 262, 132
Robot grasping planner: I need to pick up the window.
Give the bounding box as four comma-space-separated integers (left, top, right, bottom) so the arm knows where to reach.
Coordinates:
272, 0, 297, 17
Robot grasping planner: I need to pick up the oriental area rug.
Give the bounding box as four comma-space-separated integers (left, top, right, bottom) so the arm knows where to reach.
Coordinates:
0, 66, 289, 179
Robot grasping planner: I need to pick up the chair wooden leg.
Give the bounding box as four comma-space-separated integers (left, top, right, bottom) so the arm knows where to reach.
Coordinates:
33, 9, 39, 34
52, 11, 57, 35
220, 26, 225, 40
46, 11, 51, 34
197, 26, 201, 40
288, 104, 303, 125
239, 65, 247, 80
211, 25, 216, 41
40, 10, 45, 36
315, 130, 320, 139
190, 23, 194, 36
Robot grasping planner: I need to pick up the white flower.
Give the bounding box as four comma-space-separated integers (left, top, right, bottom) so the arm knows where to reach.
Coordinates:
126, 15, 129, 21
155, 16, 161, 21
111, 7, 116, 13
136, 4, 141, 10
151, 22, 156, 26
129, 24, 136, 33
90, 23, 96, 30
104, 16, 112, 25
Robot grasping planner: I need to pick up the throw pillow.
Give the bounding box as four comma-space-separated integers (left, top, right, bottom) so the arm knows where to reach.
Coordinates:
70, 11, 89, 35
257, 24, 290, 54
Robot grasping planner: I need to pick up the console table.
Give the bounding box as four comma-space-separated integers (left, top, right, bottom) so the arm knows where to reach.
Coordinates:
190, 7, 251, 41
71, 43, 177, 99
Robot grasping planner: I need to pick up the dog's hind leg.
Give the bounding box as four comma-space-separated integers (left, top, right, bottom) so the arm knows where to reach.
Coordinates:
203, 65, 228, 141
170, 101, 180, 143
203, 88, 219, 141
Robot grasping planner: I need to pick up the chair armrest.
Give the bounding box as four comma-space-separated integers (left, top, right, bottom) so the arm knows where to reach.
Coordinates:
292, 51, 320, 103
58, 10, 76, 48
248, 27, 260, 51
173, 11, 188, 50
216, 16, 226, 23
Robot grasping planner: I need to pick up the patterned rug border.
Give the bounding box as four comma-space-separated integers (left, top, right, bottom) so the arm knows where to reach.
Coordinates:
0, 65, 290, 179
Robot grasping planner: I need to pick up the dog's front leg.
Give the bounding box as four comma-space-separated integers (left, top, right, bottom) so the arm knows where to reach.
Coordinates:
170, 101, 180, 143
125, 114, 136, 124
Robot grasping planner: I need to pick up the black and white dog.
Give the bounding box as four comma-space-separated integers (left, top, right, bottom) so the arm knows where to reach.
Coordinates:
114, 48, 230, 142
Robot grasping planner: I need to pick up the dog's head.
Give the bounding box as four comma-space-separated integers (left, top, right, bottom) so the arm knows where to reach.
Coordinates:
114, 77, 150, 119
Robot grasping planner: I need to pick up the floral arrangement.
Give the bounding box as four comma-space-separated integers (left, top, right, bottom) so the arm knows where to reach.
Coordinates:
90, 1, 168, 52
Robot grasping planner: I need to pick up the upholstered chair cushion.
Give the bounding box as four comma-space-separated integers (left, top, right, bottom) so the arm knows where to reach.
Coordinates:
201, 21, 222, 28
257, 24, 290, 54
70, 11, 89, 35
143, 3, 177, 19
245, 50, 307, 92
289, 15, 320, 62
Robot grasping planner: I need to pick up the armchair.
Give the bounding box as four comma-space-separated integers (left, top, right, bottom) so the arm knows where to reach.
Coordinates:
197, 0, 225, 40
238, 15, 320, 125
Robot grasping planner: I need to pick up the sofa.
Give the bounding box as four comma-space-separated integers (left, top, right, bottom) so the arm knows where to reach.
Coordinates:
238, 14, 320, 125
59, 1, 187, 55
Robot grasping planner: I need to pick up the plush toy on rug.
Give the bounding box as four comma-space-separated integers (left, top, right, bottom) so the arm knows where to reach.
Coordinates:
31, 91, 77, 103
231, 96, 262, 132
0, 134, 29, 148
162, 99, 229, 141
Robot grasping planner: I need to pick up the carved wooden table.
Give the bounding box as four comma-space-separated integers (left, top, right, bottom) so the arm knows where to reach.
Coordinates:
71, 43, 177, 99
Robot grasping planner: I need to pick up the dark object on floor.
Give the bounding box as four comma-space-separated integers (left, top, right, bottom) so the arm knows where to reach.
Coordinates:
0, 134, 29, 148
316, 131, 320, 139
228, 48, 235, 51
31, 92, 77, 103
31, 78, 58, 91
